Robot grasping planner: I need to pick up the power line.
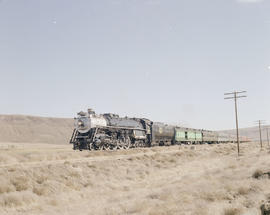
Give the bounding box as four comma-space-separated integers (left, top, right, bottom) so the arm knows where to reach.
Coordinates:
224, 90, 247, 156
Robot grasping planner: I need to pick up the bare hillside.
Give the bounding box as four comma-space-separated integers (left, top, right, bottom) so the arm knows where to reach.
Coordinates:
0, 115, 73, 144
219, 125, 270, 142
1, 114, 268, 145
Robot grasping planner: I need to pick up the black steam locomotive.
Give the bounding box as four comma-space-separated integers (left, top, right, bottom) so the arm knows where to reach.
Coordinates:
70, 109, 152, 150
70, 109, 244, 151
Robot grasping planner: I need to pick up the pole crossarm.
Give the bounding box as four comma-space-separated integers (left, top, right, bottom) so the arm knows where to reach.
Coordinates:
255, 120, 266, 124
224, 96, 247, 100
224, 91, 247, 95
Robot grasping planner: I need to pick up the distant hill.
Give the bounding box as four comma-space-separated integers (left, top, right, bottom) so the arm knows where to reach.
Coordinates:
218, 125, 270, 142
0, 114, 268, 144
0, 115, 73, 144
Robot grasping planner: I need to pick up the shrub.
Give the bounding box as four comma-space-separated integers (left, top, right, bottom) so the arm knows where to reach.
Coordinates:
0, 193, 22, 207
252, 169, 264, 179
224, 207, 241, 215
33, 186, 47, 196
36, 175, 48, 184
11, 176, 29, 191
237, 186, 250, 195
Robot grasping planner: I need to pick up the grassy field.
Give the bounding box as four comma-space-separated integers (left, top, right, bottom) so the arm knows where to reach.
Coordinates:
0, 142, 269, 215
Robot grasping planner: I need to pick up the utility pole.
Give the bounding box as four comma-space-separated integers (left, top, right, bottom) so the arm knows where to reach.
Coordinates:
267, 127, 269, 147
255, 120, 266, 149
224, 91, 247, 156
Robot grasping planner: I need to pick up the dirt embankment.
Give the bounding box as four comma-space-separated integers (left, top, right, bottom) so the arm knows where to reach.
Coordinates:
0, 115, 73, 144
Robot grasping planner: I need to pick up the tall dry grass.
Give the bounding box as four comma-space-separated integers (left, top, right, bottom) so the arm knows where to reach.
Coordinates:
0, 142, 269, 215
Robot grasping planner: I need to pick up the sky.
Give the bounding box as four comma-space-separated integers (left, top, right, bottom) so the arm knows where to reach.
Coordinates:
0, 0, 269, 130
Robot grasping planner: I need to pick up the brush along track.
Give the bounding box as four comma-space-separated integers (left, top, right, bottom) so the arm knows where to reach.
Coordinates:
0, 151, 174, 168
1, 143, 269, 215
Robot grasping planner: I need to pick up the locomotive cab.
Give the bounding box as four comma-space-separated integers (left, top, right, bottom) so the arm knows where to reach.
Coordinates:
133, 130, 146, 139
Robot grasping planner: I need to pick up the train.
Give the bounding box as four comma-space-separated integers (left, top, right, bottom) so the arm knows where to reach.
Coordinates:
70, 109, 249, 151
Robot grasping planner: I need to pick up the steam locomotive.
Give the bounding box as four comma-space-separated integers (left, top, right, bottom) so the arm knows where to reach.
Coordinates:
70, 109, 246, 151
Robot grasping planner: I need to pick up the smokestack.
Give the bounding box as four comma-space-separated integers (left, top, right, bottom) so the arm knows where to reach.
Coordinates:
88, 108, 95, 115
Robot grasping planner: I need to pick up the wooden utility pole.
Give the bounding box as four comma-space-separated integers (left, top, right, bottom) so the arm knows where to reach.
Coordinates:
224, 91, 247, 156
267, 127, 269, 147
255, 120, 266, 149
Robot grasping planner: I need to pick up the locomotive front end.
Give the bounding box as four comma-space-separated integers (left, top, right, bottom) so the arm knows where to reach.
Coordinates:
75, 114, 91, 133
75, 109, 107, 133
71, 109, 108, 150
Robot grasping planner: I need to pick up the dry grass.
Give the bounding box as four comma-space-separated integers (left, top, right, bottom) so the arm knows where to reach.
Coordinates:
0, 142, 269, 215
223, 207, 242, 215
0, 178, 15, 194
11, 176, 29, 191
32, 186, 48, 196
237, 186, 251, 195
0, 191, 35, 208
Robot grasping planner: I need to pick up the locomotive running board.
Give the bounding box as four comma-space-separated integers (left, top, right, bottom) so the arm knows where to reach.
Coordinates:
96, 125, 146, 131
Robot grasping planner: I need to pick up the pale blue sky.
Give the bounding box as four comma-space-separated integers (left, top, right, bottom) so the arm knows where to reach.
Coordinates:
0, 0, 269, 130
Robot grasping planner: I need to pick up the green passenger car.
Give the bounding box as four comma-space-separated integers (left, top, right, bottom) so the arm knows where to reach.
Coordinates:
187, 131, 196, 141
175, 127, 203, 144
175, 129, 186, 142
195, 132, 202, 142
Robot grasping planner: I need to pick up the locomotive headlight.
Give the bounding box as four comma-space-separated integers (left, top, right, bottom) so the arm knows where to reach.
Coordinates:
78, 120, 84, 126
75, 116, 91, 133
